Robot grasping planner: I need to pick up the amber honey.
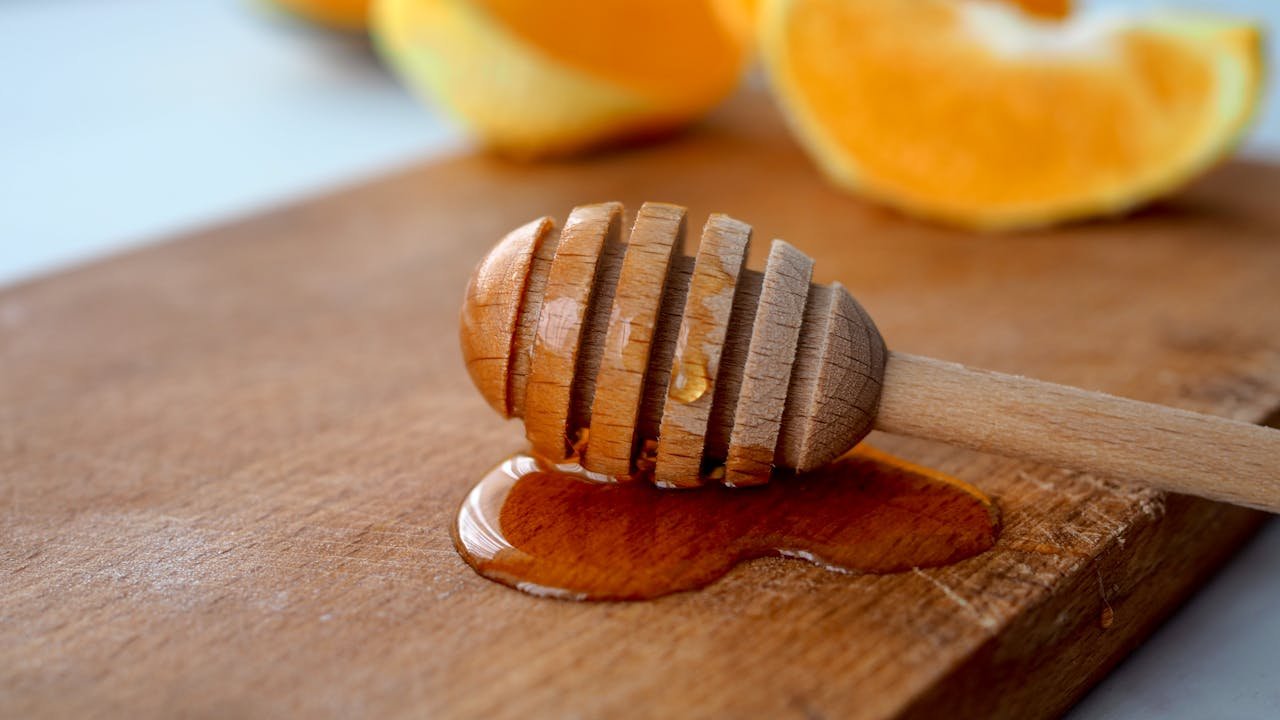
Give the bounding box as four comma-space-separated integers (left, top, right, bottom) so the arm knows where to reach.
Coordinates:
454, 446, 1000, 600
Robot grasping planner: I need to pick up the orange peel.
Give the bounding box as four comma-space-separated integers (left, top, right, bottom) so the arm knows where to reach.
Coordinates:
375, 0, 751, 157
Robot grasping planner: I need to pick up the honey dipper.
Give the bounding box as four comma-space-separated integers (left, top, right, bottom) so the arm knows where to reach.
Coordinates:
460, 202, 1280, 512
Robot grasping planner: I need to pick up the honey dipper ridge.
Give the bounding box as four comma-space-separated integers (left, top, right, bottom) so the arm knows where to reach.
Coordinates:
461, 202, 1280, 510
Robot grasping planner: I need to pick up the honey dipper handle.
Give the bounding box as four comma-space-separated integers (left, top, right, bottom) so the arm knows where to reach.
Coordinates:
874, 352, 1280, 513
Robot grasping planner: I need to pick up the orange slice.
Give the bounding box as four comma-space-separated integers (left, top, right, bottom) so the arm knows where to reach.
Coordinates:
1011, 0, 1071, 21
375, 0, 751, 157
273, 0, 370, 30
760, 0, 1262, 230
715, 0, 1071, 44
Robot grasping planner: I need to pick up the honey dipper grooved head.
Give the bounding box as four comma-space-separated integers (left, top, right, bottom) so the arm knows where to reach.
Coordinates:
460, 202, 887, 487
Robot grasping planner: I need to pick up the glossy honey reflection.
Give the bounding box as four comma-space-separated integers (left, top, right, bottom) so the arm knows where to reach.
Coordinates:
454, 446, 1000, 600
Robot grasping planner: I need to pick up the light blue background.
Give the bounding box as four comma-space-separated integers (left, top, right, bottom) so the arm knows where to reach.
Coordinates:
2, 2, 1277, 717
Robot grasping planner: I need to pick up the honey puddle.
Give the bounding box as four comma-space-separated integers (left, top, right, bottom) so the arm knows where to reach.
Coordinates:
454, 446, 1000, 600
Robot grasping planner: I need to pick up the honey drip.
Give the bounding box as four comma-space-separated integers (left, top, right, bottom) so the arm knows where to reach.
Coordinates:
454, 446, 1000, 600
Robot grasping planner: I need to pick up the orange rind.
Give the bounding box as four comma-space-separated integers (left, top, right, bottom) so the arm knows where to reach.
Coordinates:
375, 0, 752, 157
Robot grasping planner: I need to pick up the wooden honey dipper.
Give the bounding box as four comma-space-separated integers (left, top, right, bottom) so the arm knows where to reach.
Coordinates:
461, 202, 1280, 512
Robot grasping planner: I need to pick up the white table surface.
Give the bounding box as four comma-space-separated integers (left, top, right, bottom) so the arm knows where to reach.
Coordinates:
2, 1, 1277, 717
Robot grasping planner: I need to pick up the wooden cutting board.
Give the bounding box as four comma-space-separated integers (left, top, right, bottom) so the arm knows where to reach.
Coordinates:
4, 91, 1280, 719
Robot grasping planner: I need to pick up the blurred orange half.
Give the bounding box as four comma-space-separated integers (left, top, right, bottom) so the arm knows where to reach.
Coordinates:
376, 0, 751, 157
760, 0, 1263, 229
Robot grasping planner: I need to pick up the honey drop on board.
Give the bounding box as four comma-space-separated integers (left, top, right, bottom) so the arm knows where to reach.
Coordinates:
454, 445, 1000, 600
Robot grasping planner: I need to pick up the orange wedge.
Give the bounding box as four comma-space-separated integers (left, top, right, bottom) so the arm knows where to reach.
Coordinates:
1011, 0, 1071, 21
760, 0, 1262, 230
273, 0, 370, 30
375, 0, 751, 157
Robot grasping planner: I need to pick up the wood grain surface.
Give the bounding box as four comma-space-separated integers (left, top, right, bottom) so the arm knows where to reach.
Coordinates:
584, 202, 686, 476
877, 352, 1280, 512
655, 214, 750, 487
4, 91, 1280, 719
